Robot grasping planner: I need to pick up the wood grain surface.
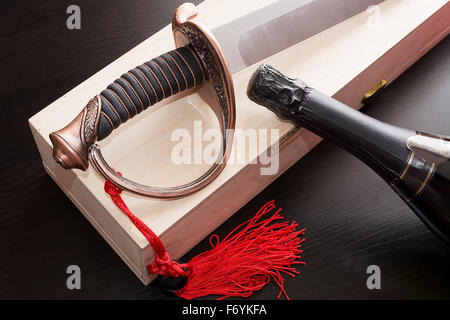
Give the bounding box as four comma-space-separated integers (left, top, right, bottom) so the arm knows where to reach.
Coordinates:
1, 0, 449, 299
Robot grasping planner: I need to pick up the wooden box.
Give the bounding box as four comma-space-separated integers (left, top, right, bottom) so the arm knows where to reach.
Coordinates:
28, 0, 450, 284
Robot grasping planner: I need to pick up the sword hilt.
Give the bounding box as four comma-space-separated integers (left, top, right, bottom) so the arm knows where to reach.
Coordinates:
98, 46, 204, 140
49, 3, 235, 199
50, 46, 205, 170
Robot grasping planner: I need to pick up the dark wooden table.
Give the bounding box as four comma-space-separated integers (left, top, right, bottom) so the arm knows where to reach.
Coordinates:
1, 0, 449, 300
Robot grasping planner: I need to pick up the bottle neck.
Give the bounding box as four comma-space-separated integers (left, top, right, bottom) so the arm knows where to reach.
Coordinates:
295, 89, 415, 182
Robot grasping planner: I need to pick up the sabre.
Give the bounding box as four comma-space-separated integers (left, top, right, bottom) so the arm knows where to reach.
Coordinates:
50, 0, 383, 198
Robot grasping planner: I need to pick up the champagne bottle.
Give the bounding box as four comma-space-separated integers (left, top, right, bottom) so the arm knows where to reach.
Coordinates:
247, 64, 450, 245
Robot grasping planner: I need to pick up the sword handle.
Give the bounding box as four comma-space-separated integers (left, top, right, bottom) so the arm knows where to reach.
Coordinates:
50, 46, 205, 170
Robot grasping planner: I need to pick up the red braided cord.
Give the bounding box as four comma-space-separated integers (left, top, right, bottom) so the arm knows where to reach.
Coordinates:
104, 177, 190, 278
104, 176, 305, 300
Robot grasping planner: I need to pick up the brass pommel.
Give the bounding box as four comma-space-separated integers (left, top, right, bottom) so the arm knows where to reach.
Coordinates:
49, 96, 101, 171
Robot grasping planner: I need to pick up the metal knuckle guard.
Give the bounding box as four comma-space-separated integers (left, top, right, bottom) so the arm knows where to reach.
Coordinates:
49, 3, 236, 198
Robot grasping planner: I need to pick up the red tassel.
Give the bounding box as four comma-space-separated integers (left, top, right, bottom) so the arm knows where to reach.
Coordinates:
177, 201, 305, 300
105, 178, 305, 300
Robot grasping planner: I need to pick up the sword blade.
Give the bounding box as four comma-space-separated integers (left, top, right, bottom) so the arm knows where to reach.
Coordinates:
212, 0, 385, 73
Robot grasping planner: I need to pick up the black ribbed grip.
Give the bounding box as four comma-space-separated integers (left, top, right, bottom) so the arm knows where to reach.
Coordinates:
97, 46, 205, 140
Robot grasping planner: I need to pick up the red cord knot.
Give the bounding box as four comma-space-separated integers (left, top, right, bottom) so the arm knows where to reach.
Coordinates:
147, 251, 191, 278
104, 171, 123, 196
